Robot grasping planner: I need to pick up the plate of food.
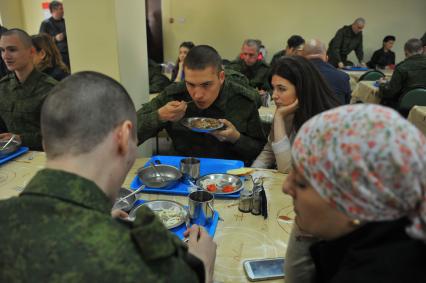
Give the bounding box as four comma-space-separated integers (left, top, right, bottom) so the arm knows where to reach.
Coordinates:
129, 200, 188, 229
196, 173, 243, 195
181, 117, 224, 133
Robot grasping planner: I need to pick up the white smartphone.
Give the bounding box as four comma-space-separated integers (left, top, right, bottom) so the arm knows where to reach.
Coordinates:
243, 257, 285, 281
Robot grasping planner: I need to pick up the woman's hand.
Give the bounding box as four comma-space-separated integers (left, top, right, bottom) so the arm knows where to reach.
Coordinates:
275, 99, 299, 119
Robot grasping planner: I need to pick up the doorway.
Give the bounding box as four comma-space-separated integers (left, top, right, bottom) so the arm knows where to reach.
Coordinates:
146, 0, 164, 63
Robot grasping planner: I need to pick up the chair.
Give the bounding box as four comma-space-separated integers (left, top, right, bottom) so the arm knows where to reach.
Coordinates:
359, 70, 385, 81
398, 87, 426, 117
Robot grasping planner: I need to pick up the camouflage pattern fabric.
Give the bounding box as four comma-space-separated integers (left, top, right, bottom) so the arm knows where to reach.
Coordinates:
137, 79, 267, 165
0, 69, 57, 150
0, 169, 204, 283
148, 59, 171, 94
226, 58, 271, 91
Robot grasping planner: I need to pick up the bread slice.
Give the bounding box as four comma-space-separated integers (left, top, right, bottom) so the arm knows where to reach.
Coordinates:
226, 167, 254, 176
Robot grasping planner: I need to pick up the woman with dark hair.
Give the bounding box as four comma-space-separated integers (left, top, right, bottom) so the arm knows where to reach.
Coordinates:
32, 33, 69, 81
252, 56, 340, 173
171, 41, 195, 82
367, 35, 396, 69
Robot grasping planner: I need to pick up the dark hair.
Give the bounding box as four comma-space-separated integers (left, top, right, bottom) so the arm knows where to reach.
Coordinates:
287, 35, 305, 49
41, 71, 136, 158
171, 41, 195, 81
49, 1, 63, 12
404, 38, 423, 55
421, 32, 426, 47
383, 35, 396, 42
270, 56, 341, 132
179, 41, 195, 50
1, 28, 32, 48
183, 45, 223, 73
32, 33, 69, 73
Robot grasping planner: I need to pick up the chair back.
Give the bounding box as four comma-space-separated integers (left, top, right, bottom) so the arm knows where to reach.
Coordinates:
359, 70, 385, 81
399, 87, 426, 112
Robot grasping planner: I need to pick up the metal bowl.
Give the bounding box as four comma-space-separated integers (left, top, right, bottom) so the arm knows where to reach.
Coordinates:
196, 173, 243, 195
0, 140, 21, 158
112, 188, 137, 212
137, 164, 182, 189
181, 117, 224, 133
129, 200, 188, 229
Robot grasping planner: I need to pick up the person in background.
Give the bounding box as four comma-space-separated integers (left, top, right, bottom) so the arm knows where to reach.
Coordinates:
227, 39, 271, 95
251, 56, 340, 173
421, 32, 426, 54
0, 29, 57, 150
0, 71, 217, 282
367, 35, 396, 69
31, 33, 70, 81
327, 17, 366, 68
39, 0, 70, 68
148, 59, 171, 93
171, 41, 195, 82
137, 45, 266, 165
270, 35, 305, 68
0, 24, 9, 79
284, 104, 426, 283
304, 39, 351, 104
379, 38, 426, 111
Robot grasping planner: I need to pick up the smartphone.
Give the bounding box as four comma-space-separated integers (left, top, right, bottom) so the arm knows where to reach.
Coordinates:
243, 257, 285, 281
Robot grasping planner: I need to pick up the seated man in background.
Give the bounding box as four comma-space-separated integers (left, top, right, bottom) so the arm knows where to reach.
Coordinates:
0, 71, 216, 283
227, 39, 271, 95
367, 35, 396, 69
304, 38, 351, 104
379, 38, 426, 110
270, 35, 305, 68
0, 28, 57, 150
137, 45, 266, 165
327, 17, 366, 68
148, 58, 171, 93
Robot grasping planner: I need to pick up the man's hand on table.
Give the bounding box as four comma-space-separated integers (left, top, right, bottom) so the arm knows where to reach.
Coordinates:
158, 100, 188, 122
211, 119, 240, 144
338, 62, 345, 69
184, 224, 217, 283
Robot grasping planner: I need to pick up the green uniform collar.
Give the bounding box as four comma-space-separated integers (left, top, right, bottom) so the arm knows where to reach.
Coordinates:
21, 168, 112, 214
9, 68, 44, 95
212, 79, 231, 111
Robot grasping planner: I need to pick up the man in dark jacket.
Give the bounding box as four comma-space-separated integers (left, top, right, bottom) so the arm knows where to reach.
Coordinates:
270, 35, 305, 68
39, 1, 70, 68
304, 39, 351, 104
327, 18, 366, 68
367, 35, 396, 69
0, 24, 9, 79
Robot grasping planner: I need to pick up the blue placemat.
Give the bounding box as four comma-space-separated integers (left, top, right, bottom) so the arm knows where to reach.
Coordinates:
373, 81, 380, 87
0, 147, 29, 165
132, 199, 219, 240
130, 155, 244, 199
344, 66, 369, 71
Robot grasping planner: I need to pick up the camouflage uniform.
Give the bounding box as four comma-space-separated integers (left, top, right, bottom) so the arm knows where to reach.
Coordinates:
380, 54, 426, 109
0, 169, 204, 283
137, 80, 267, 165
148, 59, 171, 94
327, 25, 364, 67
226, 58, 271, 91
224, 68, 263, 108
0, 69, 57, 150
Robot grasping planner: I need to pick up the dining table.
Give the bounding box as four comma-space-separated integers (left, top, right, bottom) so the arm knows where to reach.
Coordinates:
344, 68, 393, 90
350, 80, 381, 104
0, 151, 293, 283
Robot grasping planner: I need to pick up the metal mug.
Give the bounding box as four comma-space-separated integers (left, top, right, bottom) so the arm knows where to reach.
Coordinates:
188, 190, 214, 226
180, 157, 200, 184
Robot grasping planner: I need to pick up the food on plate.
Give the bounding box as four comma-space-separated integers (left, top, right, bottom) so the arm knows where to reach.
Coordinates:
206, 184, 217, 192
190, 118, 221, 129
200, 179, 235, 193
226, 167, 254, 176
155, 206, 184, 227
222, 185, 235, 193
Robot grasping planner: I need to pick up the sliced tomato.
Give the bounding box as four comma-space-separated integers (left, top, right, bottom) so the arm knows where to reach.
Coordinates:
207, 184, 217, 192
222, 185, 234, 193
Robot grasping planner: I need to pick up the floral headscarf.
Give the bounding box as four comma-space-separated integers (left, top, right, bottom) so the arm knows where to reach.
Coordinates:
292, 104, 426, 241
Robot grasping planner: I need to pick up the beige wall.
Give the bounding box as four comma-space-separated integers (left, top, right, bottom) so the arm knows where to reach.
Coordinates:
162, 0, 426, 64
0, 0, 24, 29
20, 0, 46, 34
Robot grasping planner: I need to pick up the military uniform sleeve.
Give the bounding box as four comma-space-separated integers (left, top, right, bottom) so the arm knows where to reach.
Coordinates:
136, 91, 172, 144
379, 67, 404, 100
329, 29, 345, 63
355, 34, 364, 62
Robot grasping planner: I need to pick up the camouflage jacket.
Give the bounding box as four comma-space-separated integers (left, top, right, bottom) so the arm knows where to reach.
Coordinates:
0, 169, 204, 283
148, 59, 171, 94
380, 54, 426, 103
0, 69, 57, 150
226, 58, 271, 91
327, 25, 364, 66
137, 80, 267, 165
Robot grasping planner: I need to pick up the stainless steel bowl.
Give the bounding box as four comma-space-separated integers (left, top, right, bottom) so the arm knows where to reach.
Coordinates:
137, 164, 182, 189
129, 200, 188, 229
112, 188, 137, 212
196, 173, 243, 195
181, 117, 224, 133
0, 140, 21, 158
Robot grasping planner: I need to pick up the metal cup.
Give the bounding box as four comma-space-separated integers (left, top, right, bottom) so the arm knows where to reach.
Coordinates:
188, 190, 214, 226
180, 157, 200, 184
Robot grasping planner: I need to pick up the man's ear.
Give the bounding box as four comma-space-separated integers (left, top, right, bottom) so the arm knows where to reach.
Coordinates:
116, 120, 134, 155
219, 70, 225, 84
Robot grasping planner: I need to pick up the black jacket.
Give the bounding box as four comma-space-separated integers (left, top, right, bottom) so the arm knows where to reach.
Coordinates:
367, 48, 395, 69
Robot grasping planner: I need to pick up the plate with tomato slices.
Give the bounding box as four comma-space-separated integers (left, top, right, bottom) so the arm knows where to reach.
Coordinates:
196, 173, 243, 195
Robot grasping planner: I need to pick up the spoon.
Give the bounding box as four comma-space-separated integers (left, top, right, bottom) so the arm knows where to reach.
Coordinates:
150, 162, 166, 183
0, 134, 15, 151
115, 185, 145, 204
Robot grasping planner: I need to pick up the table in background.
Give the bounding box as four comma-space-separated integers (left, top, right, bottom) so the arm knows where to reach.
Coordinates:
344, 69, 393, 90
408, 106, 426, 136
350, 81, 381, 104
0, 152, 293, 283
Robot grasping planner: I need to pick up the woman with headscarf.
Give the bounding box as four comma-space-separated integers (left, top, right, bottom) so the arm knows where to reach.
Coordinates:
252, 56, 341, 173
284, 104, 426, 283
